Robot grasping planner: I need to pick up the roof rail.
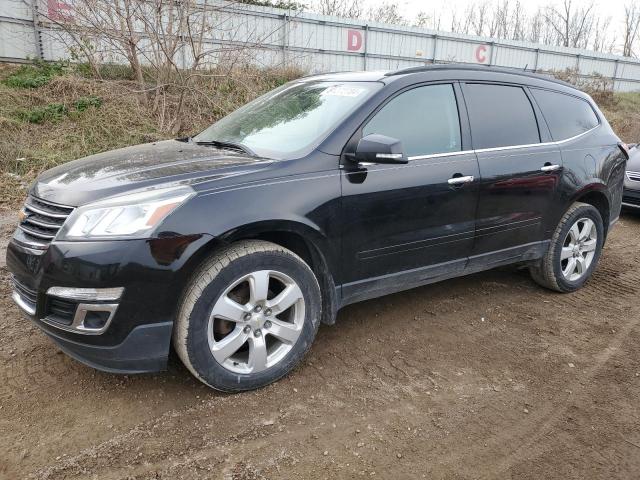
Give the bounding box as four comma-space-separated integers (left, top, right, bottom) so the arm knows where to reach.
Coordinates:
384, 63, 573, 88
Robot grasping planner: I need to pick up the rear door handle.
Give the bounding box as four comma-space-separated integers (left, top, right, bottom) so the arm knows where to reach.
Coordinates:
540, 164, 561, 172
448, 175, 474, 185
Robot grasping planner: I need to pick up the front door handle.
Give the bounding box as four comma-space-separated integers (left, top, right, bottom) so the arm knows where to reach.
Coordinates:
448, 175, 474, 185
540, 164, 561, 172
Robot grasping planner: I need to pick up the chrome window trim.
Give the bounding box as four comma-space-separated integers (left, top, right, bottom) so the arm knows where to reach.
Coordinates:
406, 124, 599, 161
408, 150, 473, 161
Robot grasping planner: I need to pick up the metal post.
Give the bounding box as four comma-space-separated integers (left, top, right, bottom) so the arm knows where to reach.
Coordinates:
31, 0, 43, 60
363, 25, 368, 71
488, 41, 495, 66
282, 13, 288, 67
533, 48, 539, 72
432, 33, 437, 64
613, 59, 619, 92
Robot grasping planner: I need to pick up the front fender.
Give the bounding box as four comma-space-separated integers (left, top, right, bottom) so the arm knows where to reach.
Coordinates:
158, 169, 342, 282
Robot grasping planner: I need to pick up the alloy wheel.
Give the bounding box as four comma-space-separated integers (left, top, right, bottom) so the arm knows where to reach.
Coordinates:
560, 217, 597, 282
207, 270, 305, 374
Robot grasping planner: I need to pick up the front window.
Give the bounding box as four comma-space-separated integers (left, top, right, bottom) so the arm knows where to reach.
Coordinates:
363, 84, 462, 157
195, 81, 381, 159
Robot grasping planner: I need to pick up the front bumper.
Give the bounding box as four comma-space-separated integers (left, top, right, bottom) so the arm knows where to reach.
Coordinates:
6, 233, 211, 373
622, 186, 640, 209
39, 320, 173, 373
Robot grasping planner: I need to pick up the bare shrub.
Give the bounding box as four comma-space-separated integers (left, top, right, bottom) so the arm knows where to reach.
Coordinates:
546, 68, 615, 106
45, 0, 295, 133
0, 63, 303, 207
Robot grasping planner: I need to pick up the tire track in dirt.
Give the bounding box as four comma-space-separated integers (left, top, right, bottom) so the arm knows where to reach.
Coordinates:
3, 212, 640, 479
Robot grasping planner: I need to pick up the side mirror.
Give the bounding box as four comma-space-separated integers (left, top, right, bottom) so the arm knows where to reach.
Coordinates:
352, 134, 408, 165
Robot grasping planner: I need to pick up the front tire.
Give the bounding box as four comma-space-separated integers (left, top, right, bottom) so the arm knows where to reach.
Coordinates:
530, 202, 604, 292
173, 240, 322, 392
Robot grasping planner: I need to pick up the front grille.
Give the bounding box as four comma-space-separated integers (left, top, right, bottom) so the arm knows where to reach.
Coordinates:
12, 275, 37, 310
627, 171, 640, 182
18, 196, 74, 248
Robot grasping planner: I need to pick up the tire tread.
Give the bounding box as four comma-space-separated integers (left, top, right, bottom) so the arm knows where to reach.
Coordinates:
173, 240, 316, 391
530, 202, 600, 293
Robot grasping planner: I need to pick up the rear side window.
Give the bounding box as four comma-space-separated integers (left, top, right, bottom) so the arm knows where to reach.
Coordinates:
464, 84, 540, 149
363, 84, 461, 157
531, 88, 599, 141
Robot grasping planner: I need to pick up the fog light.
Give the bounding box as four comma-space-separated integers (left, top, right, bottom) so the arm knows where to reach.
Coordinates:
42, 302, 119, 335
82, 310, 111, 330
43, 286, 123, 335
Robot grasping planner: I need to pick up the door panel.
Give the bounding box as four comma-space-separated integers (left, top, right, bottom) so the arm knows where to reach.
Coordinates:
341, 152, 479, 286
461, 82, 562, 261
472, 145, 562, 258
339, 83, 480, 302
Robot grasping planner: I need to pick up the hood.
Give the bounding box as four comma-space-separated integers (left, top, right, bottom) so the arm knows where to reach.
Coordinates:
32, 140, 270, 206
627, 145, 640, 172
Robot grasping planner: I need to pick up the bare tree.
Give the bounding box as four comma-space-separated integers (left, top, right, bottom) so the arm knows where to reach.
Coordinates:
311, 0, 362, 18
544, 0, 595, 48
451, 4, 475, 35
471, 2, 489, 36
45, 0, 288, 132
528, 8, 545, 43
414, 11, 442, 30
622, 2, 640, 57
510, 0, 526, 41
368, 3, 407, 26
592, 16, 616, 53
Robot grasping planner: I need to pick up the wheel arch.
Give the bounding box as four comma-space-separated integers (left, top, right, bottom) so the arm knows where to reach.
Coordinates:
190, 220, 340, 325
571, 186, 611, 237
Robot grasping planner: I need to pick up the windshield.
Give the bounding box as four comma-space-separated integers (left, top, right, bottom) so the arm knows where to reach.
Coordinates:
194, 81, 381, 159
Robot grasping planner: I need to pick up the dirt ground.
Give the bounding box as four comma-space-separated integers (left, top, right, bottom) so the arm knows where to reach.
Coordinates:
1, 211, 639, 480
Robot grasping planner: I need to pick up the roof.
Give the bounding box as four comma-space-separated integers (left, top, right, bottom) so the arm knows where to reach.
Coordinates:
385, 64, 573, 87
299, 71, 389, 82
300, 63, 574, 89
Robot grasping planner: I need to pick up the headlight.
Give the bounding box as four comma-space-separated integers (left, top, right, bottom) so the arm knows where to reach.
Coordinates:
56, 185, 195, 240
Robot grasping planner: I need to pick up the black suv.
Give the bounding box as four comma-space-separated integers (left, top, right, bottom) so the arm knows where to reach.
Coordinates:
7, 65, 627, 391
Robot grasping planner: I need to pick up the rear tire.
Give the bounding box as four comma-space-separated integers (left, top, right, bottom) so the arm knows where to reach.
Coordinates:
173, 240, 321, 392
530, 202, 604, 293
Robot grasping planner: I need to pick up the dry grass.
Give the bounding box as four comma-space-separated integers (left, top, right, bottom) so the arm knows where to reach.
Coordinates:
600, 92, 640, 145
1, 63, 639, 209
0, 63, 302, 208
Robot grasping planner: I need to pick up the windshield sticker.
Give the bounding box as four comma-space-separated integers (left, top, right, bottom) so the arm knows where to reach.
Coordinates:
322, 85, 366, 97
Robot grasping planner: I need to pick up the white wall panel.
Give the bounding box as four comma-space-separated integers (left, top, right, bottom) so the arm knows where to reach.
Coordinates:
0, 0, 32, 20
494, 47, 536, 69
0, 0, 639, 90
0, 22, 36, 59
618, 62, 640, 80
579, 58, 616, 76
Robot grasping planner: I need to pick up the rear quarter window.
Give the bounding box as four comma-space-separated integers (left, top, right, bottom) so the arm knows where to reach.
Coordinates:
530, 88, 599, 141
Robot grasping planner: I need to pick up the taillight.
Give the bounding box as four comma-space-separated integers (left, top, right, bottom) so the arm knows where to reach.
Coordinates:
618, 142, 630, 160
